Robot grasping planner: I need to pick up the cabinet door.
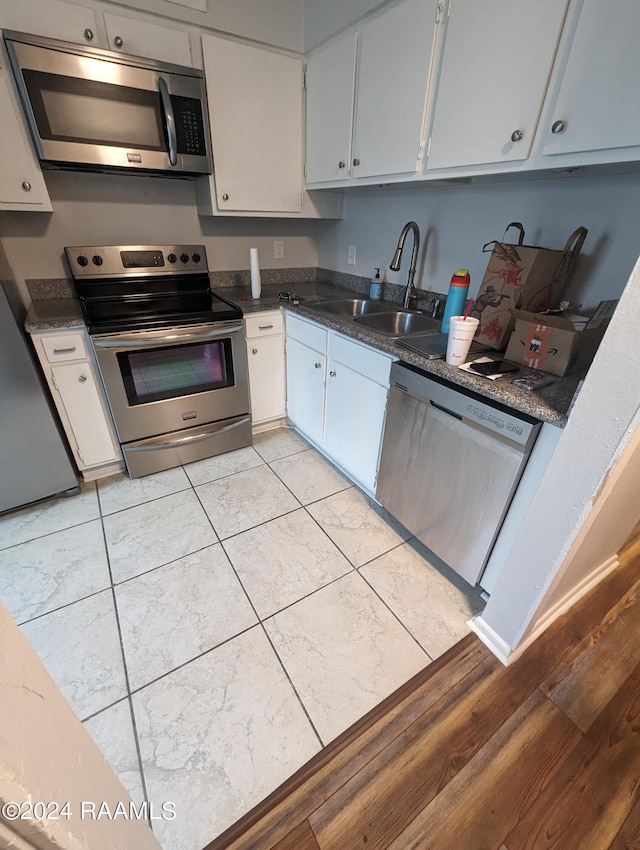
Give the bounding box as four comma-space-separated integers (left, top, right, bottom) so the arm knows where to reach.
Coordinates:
202, 35, 303, 213
247, 335, 286, 425
305, 32, 357, 184
427, 0, 568, 170
0, 76, 51, 210
285, 337, 325, 444
324, 362, 388, 493
0, 0, 98, 44
351, 0, 438, 179
542, 0, 640, 157
51, 363, 120, 469
103, 13, 192, 66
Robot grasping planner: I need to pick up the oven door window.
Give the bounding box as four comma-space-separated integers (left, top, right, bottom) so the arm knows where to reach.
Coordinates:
117, 339, 234, 405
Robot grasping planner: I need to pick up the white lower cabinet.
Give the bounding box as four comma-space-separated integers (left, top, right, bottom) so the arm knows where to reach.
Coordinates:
245, 311, 286, 428
285, 313, 393, 494
31, 329, 122, 480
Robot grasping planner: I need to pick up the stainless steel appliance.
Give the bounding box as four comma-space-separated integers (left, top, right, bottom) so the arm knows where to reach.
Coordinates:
67, 245, 250, 478
0, 285, 78, 513
376, 362, 541, 585
4, 31, 211, 176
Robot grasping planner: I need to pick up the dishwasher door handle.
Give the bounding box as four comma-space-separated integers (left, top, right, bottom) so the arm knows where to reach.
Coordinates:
430, 399, 463, 421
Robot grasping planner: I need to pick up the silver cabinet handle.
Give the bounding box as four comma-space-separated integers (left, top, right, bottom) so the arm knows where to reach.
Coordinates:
22, 181, 31, 192
222, 193, 229, 201
511, 129, 524, 142
258, 324, 274, 330
114, 36, 124, 48
158, 77, 177, 166
338, 161, 346, 169
314, 362, 322, 369
353, 158, 360, 166
551, 120, 566, 135
53, 346, 76, 355
251, 348, 258, 354
84, 28, 94, 41
78, 374, 87, 383
330, 370, 337, 377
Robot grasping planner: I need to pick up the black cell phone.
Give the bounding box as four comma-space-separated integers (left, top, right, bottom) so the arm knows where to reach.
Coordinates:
469, 360, 520, 376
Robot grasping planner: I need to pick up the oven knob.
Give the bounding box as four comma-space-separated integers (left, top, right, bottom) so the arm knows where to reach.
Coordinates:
77, 255, 89, 267
92, 255, 103, 266
167, 253, 177, 264
192, 252, 201, 263
180, 253, 189, 263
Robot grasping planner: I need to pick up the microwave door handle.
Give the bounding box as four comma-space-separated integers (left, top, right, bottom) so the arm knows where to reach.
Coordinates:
158, 76, 178, 166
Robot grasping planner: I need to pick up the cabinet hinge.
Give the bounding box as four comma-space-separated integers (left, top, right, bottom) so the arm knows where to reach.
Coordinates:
435, 2, 444, 23
417, 142, 424, 161
76, 446, 84, 464
302, 69, 307, 89
427, 136, 432, 158
50, 371, 58, 391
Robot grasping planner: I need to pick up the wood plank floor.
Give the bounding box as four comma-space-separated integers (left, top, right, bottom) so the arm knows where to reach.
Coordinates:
204, 525, 640, 850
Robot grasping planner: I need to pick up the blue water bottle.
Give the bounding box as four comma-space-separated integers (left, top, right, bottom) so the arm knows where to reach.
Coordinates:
441, 269, 471, 334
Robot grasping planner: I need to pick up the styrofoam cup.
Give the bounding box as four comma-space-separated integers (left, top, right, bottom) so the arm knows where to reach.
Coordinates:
446, 316, 480, 365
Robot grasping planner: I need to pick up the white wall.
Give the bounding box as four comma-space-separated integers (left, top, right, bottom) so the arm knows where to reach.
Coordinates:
304, 0, 385, 50
0, 171, 321, 306
315, 171, 640, 309
475, 253, 640, 654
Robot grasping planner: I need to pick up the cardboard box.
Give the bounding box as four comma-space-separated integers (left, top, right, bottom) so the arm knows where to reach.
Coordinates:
471, 224, 588, 351
504, 301, 617, 376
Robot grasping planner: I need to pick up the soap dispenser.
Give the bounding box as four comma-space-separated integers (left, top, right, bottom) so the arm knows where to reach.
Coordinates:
369, 268, 382, 300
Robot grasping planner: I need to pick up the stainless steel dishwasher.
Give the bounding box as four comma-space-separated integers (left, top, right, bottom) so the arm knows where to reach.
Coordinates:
376, 362, 541, 586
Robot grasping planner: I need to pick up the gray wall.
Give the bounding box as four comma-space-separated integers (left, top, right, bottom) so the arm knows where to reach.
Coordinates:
315, 171, 640, 309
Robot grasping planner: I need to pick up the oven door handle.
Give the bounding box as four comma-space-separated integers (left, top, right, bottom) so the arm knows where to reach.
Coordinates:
158, 76, 178, 167
92, 323, 244, 349
126, 416, 250, 452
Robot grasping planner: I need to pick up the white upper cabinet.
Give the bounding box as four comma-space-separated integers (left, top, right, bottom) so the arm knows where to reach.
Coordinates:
539, 0, 640, 161
305, 0, 440, 186
0, 0, 97, 44
103, 13, 192, 66
0, 74, 51, 210
352, 0, 437, 180
201, 34, 303, 213
426, 0, 569, 171
305, 32, 357, 184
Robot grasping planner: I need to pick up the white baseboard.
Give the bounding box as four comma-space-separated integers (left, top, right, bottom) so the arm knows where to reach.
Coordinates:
469, 554, 620, 666
251, 416, 287, 435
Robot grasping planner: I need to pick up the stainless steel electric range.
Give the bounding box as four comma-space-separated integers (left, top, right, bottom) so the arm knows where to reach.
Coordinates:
66, 244, 251, 478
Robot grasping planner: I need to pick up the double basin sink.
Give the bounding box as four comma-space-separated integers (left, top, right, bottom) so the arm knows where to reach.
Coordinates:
311, 298, 441, 337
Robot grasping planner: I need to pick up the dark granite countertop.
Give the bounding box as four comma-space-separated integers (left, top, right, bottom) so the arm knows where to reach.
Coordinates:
24, 279, 581, 427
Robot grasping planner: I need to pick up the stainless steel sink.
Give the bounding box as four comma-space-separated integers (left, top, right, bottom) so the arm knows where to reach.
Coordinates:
311, 299, 390, 317
353, 311, 441, 336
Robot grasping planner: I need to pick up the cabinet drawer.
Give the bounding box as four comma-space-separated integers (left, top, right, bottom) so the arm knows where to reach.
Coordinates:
39, 332, 88, 363
330, 333, 393, 386
286, 313, 328, 352
245, 311, 283, 339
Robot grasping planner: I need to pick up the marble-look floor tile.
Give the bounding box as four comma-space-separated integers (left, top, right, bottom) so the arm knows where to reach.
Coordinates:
0, 483, 99, 550
196, 465, 299, 540
103, 490, 218, 584
307, 487, 411, 567
224, 509, 352, 619
97, 467, 191, 515
360, 539, 485, 659
264, 571, 429, 743
184, 445, 264, 487
116, 544, 258, 690
252, 427, 309, 463
270, 449, 350, 505
133, 626, 320, 850
83, 699, 145, 805
21, 590, 127, 720
0, 520, 110, 625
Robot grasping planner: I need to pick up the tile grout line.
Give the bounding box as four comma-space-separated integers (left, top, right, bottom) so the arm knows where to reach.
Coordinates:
96, 481, 153, 819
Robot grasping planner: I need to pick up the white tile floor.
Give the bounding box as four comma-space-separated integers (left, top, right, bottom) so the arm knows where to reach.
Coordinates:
0, 427, 484, 850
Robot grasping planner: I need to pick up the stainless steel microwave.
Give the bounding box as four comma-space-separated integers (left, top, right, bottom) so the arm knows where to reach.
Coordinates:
3, 31, 212, 176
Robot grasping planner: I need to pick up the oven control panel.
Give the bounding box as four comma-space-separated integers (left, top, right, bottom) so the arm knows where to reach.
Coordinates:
65, 245, 208, 278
